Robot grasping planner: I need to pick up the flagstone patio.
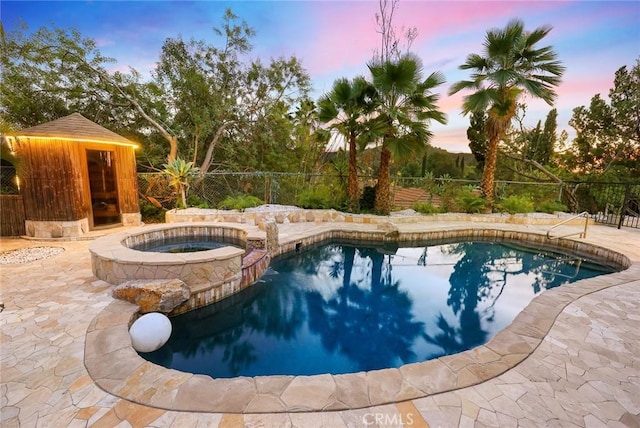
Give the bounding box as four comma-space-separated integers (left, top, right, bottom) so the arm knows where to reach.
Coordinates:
1, 215, 639, 427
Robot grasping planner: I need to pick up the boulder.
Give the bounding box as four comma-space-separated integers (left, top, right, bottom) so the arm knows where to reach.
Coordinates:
113, 279, 190, 314
377, 222, 400, 240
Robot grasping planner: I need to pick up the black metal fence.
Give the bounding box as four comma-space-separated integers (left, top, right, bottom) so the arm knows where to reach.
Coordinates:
570, 182, 640, 228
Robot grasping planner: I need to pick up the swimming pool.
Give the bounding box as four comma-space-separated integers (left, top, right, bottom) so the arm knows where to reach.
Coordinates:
143, 239, 614, 377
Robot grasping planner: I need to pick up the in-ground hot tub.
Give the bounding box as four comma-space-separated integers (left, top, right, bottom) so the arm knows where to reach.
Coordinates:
89, 223, 270, 313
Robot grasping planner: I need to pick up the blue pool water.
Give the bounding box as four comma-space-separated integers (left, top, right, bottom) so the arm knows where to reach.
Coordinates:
143, 240, 614, 377
132, 236, 244, 253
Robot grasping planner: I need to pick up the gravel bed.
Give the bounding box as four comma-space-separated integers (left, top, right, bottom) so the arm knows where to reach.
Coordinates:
0, 246, 65, 265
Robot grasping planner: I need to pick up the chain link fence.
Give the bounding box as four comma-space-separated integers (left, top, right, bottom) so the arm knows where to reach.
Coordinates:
1, 167, 638, 228
138, 172, 336, 208
136, 172, 640, 229
138, 172, 566, 210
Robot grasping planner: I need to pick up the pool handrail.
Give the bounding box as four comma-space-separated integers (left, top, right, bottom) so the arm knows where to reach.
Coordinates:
546, 211, 590, 240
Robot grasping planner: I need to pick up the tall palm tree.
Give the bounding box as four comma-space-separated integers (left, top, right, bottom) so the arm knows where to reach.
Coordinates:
368, 53, 447, 215
449, 19, 565, 207
317, 77, 376, 212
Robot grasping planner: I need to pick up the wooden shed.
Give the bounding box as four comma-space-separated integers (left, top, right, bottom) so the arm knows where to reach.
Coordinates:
2, 113, 141, 238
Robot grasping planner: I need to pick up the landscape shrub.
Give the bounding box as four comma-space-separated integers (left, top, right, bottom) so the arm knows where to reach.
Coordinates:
218, 194, 263, 210
536, 199, 568, 214
297, 185, 345, 210
455, 189, 488, 213
498, 195, 534, 214
186, 195, 211, 208
139, 200, 165, 223
413, 202, 441, 214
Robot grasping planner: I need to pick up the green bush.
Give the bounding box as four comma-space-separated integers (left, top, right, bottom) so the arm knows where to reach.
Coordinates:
297, 185, 345, 209
413, 202, 441, 214
536, 200, 568, 214
455, 190, 488, 213
139, 200, 165, 223
498, 195, 534, 214
218, 194, 263, 210
186, 195, 211, 209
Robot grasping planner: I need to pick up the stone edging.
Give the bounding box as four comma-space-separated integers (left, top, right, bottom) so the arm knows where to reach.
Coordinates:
84, 226, 634, 413
167, 208, 593, 227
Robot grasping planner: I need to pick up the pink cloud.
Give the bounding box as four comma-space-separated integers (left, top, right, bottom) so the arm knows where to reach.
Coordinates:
555, 75, 616, 107
430, 127, 469, 153
94, 37, 114, 48
393, 1, 568, 46
302, 2, 380, 75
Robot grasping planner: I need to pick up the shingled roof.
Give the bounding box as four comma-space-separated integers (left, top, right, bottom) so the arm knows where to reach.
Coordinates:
11, 113, 134, 145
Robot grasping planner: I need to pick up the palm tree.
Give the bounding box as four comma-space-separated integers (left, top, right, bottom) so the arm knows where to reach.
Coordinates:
449, 19, 565, 207
368, 53, 447, 215
318, 77, 376, 212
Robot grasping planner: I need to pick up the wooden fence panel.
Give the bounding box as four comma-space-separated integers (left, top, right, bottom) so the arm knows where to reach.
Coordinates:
1, 195, 26, 237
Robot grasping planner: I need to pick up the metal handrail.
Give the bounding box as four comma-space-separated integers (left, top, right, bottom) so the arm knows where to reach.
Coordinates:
546, 211, 590, 240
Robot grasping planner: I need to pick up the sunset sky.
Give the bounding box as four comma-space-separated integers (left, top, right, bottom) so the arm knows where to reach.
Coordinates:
3, 0, 639, 153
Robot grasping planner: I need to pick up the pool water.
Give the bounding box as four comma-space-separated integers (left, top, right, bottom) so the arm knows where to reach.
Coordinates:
143, 240, 614, 377
131, 236, 244, 253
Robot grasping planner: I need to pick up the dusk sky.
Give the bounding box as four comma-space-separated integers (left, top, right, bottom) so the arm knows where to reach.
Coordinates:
2, 1, 639, 153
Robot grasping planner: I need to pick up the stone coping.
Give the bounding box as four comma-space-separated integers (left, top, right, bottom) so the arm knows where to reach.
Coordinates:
84, 225, 634, 414
89, 223, 252, 266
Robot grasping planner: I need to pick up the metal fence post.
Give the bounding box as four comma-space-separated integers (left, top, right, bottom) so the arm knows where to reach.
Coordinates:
618, 184, 632, 229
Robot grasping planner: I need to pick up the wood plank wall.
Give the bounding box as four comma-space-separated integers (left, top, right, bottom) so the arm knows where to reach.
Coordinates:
115, 145, 140, 213
13, 137, 140, 224
17, 137, 86, 221
0, 195, 26, 236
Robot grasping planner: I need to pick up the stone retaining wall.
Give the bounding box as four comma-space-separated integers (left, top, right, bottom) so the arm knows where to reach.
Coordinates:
167, 208, 593, 228
25, 218, 89, 238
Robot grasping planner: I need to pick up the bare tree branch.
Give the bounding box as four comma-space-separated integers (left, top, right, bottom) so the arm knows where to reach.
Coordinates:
198, 121, 236, 178
500, 150, 579, 211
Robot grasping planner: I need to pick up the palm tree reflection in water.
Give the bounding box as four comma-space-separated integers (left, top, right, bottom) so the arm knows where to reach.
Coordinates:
145, 241, 612, 378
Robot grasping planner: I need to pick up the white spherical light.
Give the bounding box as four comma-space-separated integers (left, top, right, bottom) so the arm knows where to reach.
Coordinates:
129, 312, 172, 353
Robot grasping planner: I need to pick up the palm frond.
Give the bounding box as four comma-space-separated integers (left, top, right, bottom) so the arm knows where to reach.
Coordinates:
459, 53, 489, 71
317, 96, 339, 123
461, 88, 498, 115
423, 70, 446, 88
417, 108, 447, 125
516, 77, 556, 104
490, 69, 518, 87
449, 79, 479, 95
452, 18, 564, 117
524, 25, 552, 48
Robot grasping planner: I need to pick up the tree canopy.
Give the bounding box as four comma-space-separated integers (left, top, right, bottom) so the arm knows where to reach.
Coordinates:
560, 60, 640, 179
1, 10, 318, 174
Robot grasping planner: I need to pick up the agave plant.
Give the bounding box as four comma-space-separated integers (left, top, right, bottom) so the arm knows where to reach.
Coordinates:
163, 158, 199, 209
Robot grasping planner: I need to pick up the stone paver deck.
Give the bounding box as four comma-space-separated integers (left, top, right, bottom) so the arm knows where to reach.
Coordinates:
1, 216, 640, 427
